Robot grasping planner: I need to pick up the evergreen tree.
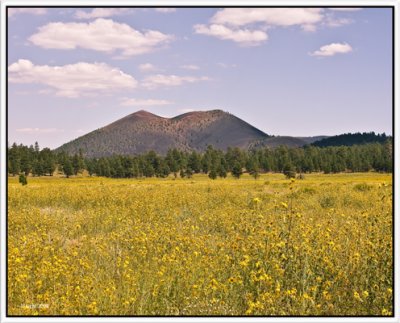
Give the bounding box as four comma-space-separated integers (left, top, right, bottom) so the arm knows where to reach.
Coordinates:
231, 162, 242, 179
34, 142, 40, 158
179, 169, 186, 178
62, 158, 73, 178
247, 155, 260, 179
188, 152, 202, 173
19, 173, 27, 185
166, 149, 180, 178
226, 147, 245, 172
111, 157, 125, 178
143, 163, 155, 177
32, 159, 44, 176
85, 159, 96, 176
72, 151, 85, 175
217, 165, 227, 178
19, 146, 32, 176
40, 148, 56, 175
132, 160, 140, 178
201, 153, 212, 174
209, 168, 217, 180
97, 158, 111, 177
283, 162, 296, 178
157, 160, 170, 178
8, 143, 21, 176
275, 145, 290, 172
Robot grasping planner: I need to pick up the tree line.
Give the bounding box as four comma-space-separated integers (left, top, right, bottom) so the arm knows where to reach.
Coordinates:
8, 140, 393, 180
311, 131, 389, 147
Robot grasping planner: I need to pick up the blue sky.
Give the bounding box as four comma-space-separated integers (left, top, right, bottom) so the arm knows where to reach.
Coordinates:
7, 7, 393, 149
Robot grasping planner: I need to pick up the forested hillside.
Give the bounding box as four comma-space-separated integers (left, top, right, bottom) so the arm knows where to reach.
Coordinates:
311, 132, 389, 147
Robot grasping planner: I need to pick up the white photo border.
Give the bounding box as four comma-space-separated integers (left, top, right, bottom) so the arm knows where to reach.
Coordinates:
1, 1, 398, 322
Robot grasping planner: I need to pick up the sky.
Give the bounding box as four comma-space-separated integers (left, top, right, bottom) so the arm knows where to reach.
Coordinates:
7, 7, 393, 149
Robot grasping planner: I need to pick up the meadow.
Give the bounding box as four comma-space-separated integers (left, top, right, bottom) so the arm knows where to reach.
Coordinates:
8, 173, 393, 316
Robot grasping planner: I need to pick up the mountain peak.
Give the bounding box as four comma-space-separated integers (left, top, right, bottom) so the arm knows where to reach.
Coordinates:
172, 109, 226, 121
56, 109, 269, 157
131, 110, 161, 119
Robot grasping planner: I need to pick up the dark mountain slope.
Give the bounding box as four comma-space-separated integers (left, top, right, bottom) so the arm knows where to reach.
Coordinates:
248, 135, 329, 150
56, 110, 270, 157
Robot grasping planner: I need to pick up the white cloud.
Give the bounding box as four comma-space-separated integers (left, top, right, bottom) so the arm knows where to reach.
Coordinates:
328, 8, 362, 12
181, 64, 200, 70
155, 8, 176, 13
310, 42, 353, 57
8, 59, 138, 98
211, 8, 324, 28
138, 63, 158, 72
29, 18, 173, 58
8, 8, 47, 17
324, 16, 353, 27
120, 98, 173, 107
142, 74, 209, 89
195, 8, 358, 46
194, 24, 267, 46
16, 128, 63, 134
75, 8, 133, 19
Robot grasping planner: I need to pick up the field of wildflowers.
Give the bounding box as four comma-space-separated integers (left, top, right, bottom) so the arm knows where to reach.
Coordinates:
8, 173, 393, 316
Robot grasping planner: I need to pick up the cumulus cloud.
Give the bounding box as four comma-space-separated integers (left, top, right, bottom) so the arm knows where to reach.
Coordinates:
155, 8, 176, 13
142, 74, 209, 89
138, 63, 158, 72
195, 8, 359, 46
16, 128, 63, 134
181, 64, 200, 70
194, 8, 322, 46
29, 18, 173, 58
194, 24, 267, 46
8, 8, 47, 17
120, 98, 173, 106
211, 8, 324, 28
8, 59, 138, 98
310, 42, 353, 57
74, 8, 133, 19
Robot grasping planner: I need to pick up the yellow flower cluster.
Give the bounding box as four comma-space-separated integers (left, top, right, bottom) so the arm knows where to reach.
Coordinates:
8, 172, 393, 315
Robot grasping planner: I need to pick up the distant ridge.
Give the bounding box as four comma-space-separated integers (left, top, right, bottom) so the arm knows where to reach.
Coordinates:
56, 109, 271, 157
311, 132, 390, 147
249, 135, 329, 150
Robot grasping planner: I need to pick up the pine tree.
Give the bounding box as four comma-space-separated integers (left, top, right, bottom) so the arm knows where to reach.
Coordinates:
231, 162, 242, 179
217, 165, 227, 178
208, 168, 217, 180
8, 143, 21, 176
41, 148, 56, 176
283, 162, 296, 179
62, 158, 73, 178
19, 173, 27, 185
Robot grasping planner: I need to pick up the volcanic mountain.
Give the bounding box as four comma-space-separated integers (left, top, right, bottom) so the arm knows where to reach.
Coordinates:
57, 110, 272, 157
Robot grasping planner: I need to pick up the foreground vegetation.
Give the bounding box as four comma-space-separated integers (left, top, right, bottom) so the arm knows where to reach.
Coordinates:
8, 173, 393, 316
